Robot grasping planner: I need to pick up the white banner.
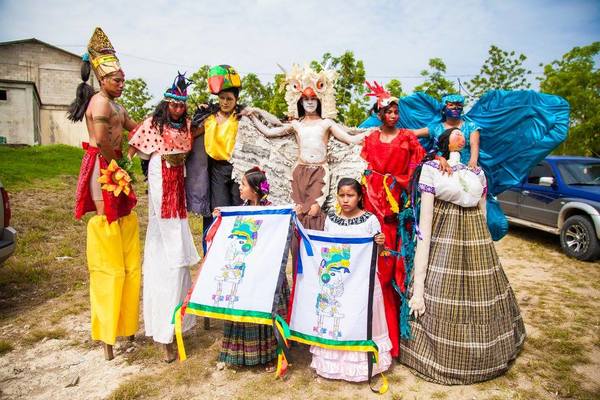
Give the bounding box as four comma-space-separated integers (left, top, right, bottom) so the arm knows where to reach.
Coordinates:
289, 229, 378, 351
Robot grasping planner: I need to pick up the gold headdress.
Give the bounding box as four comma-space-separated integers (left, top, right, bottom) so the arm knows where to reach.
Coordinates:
283, 64, 338, 119
87, 27, 122, 80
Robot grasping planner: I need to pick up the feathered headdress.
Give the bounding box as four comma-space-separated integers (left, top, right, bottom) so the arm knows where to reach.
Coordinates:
86, 27, 122, 80
164, 72, 193, 102
283, 64, 338, 119
365, 81, 398, 109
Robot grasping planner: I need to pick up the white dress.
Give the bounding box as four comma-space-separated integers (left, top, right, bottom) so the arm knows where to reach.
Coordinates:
142, 153, 199, 344
310, 211, 393, 381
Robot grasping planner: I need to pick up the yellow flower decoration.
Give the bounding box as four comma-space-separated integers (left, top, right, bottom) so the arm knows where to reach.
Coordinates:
97, 159, 132, 197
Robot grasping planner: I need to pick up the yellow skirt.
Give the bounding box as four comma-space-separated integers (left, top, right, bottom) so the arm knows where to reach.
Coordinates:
86, 212, 141, 345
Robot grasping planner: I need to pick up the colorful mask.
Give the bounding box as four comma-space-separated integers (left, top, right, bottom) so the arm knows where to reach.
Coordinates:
442, 94, 465, 119
227, 217, 262, 253
208, 65, 241, 95
86, 27, 122, 80
444, 107, 463, 119
319, 245, 351, 284
283, 64, 338, 119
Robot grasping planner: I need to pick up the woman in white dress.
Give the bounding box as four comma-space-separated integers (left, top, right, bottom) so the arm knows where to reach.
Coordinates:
310, 178, 393, 382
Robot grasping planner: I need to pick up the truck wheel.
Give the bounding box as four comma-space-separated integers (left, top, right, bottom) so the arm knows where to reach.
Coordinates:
560, 215, 600, 261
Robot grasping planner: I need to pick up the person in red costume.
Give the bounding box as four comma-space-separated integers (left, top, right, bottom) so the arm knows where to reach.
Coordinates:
360, 82, 425, 358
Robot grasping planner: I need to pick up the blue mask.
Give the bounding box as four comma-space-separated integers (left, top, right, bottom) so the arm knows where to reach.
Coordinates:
444, 107, 463, 119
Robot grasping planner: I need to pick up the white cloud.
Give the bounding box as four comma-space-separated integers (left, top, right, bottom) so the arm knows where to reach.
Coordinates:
1, 0, 598, 102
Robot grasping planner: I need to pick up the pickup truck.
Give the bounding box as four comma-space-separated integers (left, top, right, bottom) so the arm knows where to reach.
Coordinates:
497, 156, 600, 261
0, 180, 16, 264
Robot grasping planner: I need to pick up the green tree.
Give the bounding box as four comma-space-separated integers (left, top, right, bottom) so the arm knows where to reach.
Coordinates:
239, 73, 270, 110
414, 58, 456, 100
311, 51, 368, 125
385, 79, 405, 98
465, 45, 532, 97
117, 78, 153, 122
540, 42, 600, 156
264, 73, 288, 118
186, 65, 211, 112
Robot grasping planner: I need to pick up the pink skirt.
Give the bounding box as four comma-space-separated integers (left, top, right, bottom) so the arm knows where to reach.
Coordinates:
310, 276, 392, 382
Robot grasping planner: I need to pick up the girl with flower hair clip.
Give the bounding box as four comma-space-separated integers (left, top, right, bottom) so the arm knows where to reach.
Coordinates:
212, 167, 290, 371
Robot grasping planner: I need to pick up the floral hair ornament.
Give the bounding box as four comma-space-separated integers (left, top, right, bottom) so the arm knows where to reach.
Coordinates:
365, 80, 398, 109
259, 180, 270, 195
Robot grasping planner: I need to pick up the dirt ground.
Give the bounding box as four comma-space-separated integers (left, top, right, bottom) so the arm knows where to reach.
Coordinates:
0, 177, 599, 400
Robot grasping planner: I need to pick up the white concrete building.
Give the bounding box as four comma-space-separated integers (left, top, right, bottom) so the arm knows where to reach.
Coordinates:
0, 38, 97, 146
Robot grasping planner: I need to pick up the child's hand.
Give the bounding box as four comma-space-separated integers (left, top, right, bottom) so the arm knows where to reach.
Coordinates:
293, 204, 303, 214
308, 203, 321, 217
374, 233, 385, 246
212, 208, 221, 218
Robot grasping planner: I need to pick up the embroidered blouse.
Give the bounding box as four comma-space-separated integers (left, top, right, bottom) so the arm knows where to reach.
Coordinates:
418, 152, 487, 208
324, 211, 382, 236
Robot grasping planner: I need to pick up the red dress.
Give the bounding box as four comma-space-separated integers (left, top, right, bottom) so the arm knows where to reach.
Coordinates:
361, 129, 425, 357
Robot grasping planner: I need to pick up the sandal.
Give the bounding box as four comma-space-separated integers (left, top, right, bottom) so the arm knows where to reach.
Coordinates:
265, 362, 276, 373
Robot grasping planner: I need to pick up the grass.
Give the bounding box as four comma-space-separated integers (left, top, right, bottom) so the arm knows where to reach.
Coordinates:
22, 328, 67, 345
0, 339, 14, 355
0, 144, 83, 190
107, 375, 160, 400
0, 144, 143, 191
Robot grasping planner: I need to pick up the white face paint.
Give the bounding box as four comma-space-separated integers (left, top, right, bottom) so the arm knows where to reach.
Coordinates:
302, 97, 319, 114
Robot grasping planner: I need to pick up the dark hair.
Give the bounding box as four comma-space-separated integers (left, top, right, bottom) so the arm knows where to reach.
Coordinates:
219, 87, 240, 99
67, 60, 95, 122
369, 103, 379, 116
151, 100, 188, 134
436, 128, 455, 159
297, 98, 322, 118
337, 177, 364, 209
408, 128, 454, 196
244, 167, 269, 198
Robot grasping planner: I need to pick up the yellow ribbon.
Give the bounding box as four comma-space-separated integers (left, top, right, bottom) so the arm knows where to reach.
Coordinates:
91, 54, 118, 68
377, 373, 389, 394
383, 175, 399, 214
174, 306, 187, 361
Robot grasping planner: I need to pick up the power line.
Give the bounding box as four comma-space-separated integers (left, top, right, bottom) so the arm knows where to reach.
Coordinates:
54, 44, 547, 79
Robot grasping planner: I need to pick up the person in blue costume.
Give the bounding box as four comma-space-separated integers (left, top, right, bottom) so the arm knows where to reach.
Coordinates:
412, 94, 480, 169
358, 89, 570, 240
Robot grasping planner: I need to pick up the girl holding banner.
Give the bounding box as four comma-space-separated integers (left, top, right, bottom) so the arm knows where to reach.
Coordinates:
310, 178, 392, 382
214, 168, 290, 372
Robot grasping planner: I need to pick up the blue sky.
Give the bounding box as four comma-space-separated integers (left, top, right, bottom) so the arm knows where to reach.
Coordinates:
1, 0, 598, 102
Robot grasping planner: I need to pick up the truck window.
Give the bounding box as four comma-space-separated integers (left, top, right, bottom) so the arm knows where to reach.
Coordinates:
527, 162, 554, 185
